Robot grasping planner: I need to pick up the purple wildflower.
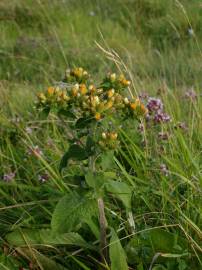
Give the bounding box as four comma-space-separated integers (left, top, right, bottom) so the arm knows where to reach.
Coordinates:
154, 111, 171, 123
185, 88, 197, 101
38, 173, 49, 183
3, 172, 15, 182
147, 97, 163, 112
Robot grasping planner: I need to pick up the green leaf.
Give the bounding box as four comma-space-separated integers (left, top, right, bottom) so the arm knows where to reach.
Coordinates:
106, 180, 132, 209
59, 144, 88, 172
100, 151, 115, 170
58, 109, 75, 118
6, 229, 89, 248
85, 172, 106, 192
51, 192, 97, 234
75, 117, 93, 129
17, 248, 69, 270
147, 229, 181, 253
109, 229, 128, 270
126, 228, 188, 264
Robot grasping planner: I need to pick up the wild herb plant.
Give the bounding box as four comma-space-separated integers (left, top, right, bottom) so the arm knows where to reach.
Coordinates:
37, 67, 147, 263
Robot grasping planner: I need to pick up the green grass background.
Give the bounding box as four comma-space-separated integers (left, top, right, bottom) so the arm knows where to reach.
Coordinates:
0, 0, 201, 269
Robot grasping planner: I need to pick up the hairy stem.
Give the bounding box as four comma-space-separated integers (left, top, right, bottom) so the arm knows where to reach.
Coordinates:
98, 197, 108, 263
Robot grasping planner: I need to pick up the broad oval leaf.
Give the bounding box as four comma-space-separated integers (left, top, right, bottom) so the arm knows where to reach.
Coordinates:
109, 229, 128, 270
106, 180, 132, 209
6, 229, 89, 249
51, 192, 97, 234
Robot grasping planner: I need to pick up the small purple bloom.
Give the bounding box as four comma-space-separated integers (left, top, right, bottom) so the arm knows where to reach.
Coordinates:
185, 88, 197, 101
3, 172, 15, 182
38, 173, 49, 183
147, 97, 163, 112
154, 111, 171, 123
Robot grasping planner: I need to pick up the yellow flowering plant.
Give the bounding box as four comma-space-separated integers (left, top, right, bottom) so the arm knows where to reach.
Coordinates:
36, 67, 147, 262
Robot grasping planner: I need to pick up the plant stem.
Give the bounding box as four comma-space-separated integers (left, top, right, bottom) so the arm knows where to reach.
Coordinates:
98, 197, 108, 263
89, 155, 108, 263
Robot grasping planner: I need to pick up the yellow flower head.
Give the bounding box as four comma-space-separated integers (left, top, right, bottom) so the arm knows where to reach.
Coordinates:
102, 132, 107, 139
104, 100, 114, 110
110, 73, 116, 82
109, 132, 118, 140
130, 98, 141, 110
89, 85, 96, 94
119, 74, 131, 86
79, 84, 87, 95
60, 92, 70, 101
95, 112, 101, 121
71, 84, 79, 97
140, 103, 148, 115
37, 93, 46, 102
47, 87, 55, 96
107, 89, 115, 98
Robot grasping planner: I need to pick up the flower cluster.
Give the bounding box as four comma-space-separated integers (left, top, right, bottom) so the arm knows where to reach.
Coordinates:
146, 97, 171, 124
3, 172, 15, 182
99, 131, 119, 150
65, 67, 89, 83
37, 67, 148, 151
37, 68, 147, 120
37, 86, 70, 107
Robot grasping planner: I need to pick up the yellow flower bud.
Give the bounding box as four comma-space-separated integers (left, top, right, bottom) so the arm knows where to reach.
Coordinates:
140, 104, 148, 115
94, 96, 100, 105
119, 74, 130, 86
130, 102, 137, 110
37, 93, 46, 102
95, 112, 101, 120
130, 98, 140, 110
79, 84, 87, 95
124, 97, 129, 104
47, 87, 55, 96
102, 132, 107, 139
71, 84, 79, 97
105, 100, 114, 110
61, 92, 70, 101
89, 85, 96, 93
107, 89, 115, 98
109, 132, 118, 140
110, 73, 116, 82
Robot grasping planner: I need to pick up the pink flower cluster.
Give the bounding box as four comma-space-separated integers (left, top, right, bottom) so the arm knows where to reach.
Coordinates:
146, 97, 171, 124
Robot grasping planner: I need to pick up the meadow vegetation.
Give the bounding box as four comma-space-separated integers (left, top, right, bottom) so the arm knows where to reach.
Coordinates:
0, 0, 201, 269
